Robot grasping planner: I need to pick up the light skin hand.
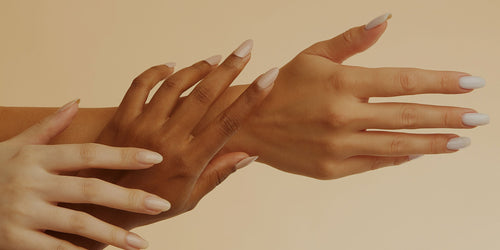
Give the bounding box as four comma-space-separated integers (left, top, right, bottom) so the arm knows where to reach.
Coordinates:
52, 41, 277, 249
0, 100, 172, 250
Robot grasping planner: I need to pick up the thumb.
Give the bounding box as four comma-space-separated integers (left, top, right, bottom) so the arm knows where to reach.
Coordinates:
11, 99, 80, 145
302, 13, 392, 64
189, 153, 258, 203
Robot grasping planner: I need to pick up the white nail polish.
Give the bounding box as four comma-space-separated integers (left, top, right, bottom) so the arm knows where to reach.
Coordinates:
257, 68, 279, 89
136, 151, 163, 164
233, 39, 253, 58
204, 55, 222, 66
365, 13, 392, 30
235, 156, 259, 170
447, 137, 471, 150
144, 196, 171, 212
164, 62, 176, 68
462, 113, 490, 126
57, 99, 80, 113
126, 233, 149, 249
459, 76, 485, 89
409, 155, 424, 161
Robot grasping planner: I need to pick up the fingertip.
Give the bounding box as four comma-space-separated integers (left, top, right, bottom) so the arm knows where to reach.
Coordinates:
135, 150, 163, 166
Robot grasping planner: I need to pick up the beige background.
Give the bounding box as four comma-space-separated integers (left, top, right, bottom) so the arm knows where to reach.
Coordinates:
1, 0, 499, 249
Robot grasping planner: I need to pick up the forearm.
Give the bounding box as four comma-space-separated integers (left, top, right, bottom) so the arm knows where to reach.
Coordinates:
0, 107, 115, 143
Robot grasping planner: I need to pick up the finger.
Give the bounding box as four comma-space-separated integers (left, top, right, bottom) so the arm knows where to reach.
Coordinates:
338, 155, 412, 177
40, 206, 149, 250
189, 152, 250, 202
302, 13, 390, 63
23, 143, 163, 171
190, 68, 278, 161
346, 131, 470, 156
143, 56, 221, 120
166, 39, 253, 135
116, 64, 175, 122
18, 230, 85, 250
12, 99, 79, 145
44, 176, 170, 215
358, 103, 485, 129
343, 66, 478, 98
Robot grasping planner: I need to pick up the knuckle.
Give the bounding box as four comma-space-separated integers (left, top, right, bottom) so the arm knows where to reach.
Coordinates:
439, 72, 453, 91
369, 158, 385, 171
119, 148, 135, 165
328, 71, 348, 92
400, 105, 419, 128
216, 112, 240, 137
219, 59, 242, 73
390, 135, 405, 155
324, 109, 350, 128
314, 161, 337, 180
79, 143, 98, 165
342, 28, 355, 46
192, 84, 214, 105
68, 212, 89, 234
131, 76, 148, 89
430, 136, 447, 154
127, 189, 143, 208
161, 78, 181, 92
397, 70, 418, 93
80, 178, 100, 202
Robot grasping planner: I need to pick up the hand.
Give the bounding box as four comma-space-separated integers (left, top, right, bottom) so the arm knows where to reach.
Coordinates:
212, 14, 488, 179
0, 100, 174, 250
72, 40, 276, 235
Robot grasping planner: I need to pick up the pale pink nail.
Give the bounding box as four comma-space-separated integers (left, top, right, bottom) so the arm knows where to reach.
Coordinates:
235, 156, 259, 170
204, 55, 222, 66
57, 99, 80, 113
233, 39, 253, 58
257, 68, 279, 89
126, 233, 149, 249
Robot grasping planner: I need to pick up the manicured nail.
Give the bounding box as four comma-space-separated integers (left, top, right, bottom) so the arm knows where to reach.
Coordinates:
459, 76, 485, 89
365, 13, 392, 30
257, 68, 279, 89
447, 137, 471, 150
164, 62, 176, 68
204, 55, 222, 66
57, 99, 80, 113
144, 196, 171, 213
136, 151, 163, 165
235, 156, 259, 170
233, 39, 253, 58
462, 113, 490, 126
408, 155, 424, 161
126, 233, 149, 249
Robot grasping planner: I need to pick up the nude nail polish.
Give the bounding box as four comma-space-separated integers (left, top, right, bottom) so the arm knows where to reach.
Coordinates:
257, 68, 279, 89
462, 113, 490, 126
204, 55, 222, 65
164, 62, 176, 68
447, 137, 471, 150
126, 233, 149, 249
57, 99, 80, 113
144, 196, 171, 212
135, 151, 163, 164
365, 13, 392, 30
233, 39, 253, 58
459, 76, 485, 89
235, 156, 259, 170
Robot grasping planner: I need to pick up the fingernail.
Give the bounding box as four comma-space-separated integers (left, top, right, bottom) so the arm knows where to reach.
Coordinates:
459, 76, 485, 89
126, 233, 149, 249
135, 151, 163, 165
365, 13, 392, 30
235, 156, 259, 170
164, 62, 176, 68
233, 39, 253, 58
57, 99, 80, 113
462, 113, 490, 126
204, 55, 222, 66
447, 137, 471, 150
408, 155, 424, 161
144, 196, 171, 213
257, 68, 279, 89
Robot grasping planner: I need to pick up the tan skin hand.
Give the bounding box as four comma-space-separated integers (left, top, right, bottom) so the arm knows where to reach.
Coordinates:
51, 41, 278, 249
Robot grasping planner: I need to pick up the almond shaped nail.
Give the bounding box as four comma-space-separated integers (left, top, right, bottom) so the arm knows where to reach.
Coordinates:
257, 68, 279, 89
164, 62, 176, 68
57, 99, 80, 113
136, 151, 163, 165
126, 233, 149, 249
447, 137, 471, 150
144, 196, 171, 213
235, 156, 259, 170
462, 113, 490, 126
233, 39, 253, 58
365, 13, 392, 30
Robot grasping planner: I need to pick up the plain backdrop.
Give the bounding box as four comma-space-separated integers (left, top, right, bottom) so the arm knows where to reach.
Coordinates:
1, 0, 499, 249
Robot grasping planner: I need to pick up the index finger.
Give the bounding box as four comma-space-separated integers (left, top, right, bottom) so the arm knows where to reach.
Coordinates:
342, 66, 485, 98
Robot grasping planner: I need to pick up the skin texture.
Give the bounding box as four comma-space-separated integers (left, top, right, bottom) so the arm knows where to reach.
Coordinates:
0, 101, 174, 250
